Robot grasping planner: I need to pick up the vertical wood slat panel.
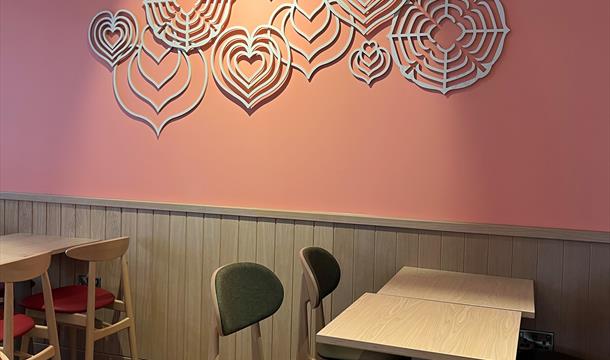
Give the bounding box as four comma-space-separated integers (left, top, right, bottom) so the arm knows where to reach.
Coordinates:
236, 217, 258, 360
487, 235, 513, 276
440, 232, 465, 272
331, 225, 354, 319
151, 211, 170, 359
0, 199, 4, 235
103, 208, 123, 355
47, 203, 62, 287
291, 221, 313, 360
558, 242, 590, 357
201, 214, 221, 359
418, 230, 441, 270
256, 219, 276, 360
272, 220, 295, 360
374, 228, 396, 291
512, 236, 538, 330
168, 212, 187, 360
90, 206, 107, 355
185, 213, 204, 360
535, 239, 563, 334
396, 229, 418, 269
313, 222, 333, 324
60, 204, 76, 287
135, 210, 153, 360
31, 202, 47, 293
18, 201, 33, 233
119, 207, 137, 356
587, 243, 610, 360
464, 233, 489, 274
353, 226, 375, 300
219, 216, 239, 360
4, 200, 18, 234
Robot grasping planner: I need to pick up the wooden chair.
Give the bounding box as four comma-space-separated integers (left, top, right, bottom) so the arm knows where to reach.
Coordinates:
298, 247, 409, 360
0, 252, 60, 360
20, 237, 137, 360
209, 262, 284, 360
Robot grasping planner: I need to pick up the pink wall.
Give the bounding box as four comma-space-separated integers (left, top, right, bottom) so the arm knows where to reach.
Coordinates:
1, 1, 609, 232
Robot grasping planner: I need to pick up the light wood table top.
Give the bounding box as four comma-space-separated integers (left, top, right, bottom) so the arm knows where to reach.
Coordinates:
0, 233, 100, 265
317, 293, 521, 360
378, 266, 535, 318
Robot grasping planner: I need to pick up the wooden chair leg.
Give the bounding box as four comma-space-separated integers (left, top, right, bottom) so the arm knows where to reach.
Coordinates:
297, 276, 311, 360
84, 264, 96, 360
19, 334, 31, 360
3, 284, 15, 360
41, 273, 61, 360
251, 323, 263, 360
127, 325, 138, 360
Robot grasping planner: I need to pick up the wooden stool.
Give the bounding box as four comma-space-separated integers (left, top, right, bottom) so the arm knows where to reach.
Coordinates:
0, 252, 60, 360
21, 237, 137, 360
209, 262, 284, 360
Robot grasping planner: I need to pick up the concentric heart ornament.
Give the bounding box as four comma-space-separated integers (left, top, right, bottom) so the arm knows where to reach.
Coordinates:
270, 0, 354, 80
325, 0, 407, 36
349, 40, 391, 86
89, 10, 139, 68
211, 26, 292, 111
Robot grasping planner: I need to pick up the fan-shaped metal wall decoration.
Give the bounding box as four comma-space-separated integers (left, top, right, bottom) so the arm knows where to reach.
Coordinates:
88, 0, 510, 136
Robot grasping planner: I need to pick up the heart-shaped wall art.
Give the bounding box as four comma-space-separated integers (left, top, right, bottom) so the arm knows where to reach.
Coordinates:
211, 25, 292, 111
325, 0, 407, 36
349, 40, 391, 86
143, 0, 233, 52
270, 0, 354, 80
88, 10, 139, 68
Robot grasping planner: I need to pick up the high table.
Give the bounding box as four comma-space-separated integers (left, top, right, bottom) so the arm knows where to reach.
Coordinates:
0, 233, 100, 265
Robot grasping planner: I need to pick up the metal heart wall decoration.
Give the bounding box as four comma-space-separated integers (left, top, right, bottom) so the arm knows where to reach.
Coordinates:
349, 40, 391, 86
325, 0, 407, 36
389, 0, 509, 94
143, 0, 233, 52
88, 10, 139, 68
270, 0, 354, 80
112, 26, 208, 137
211, 25, 292, 111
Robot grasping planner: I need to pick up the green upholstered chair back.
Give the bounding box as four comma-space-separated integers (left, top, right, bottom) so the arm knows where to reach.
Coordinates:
211, 262, 284, 336
299, 247, 341, 308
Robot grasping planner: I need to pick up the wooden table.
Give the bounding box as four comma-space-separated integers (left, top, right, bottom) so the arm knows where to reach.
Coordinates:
378, 266, 535, 318
317, 293, 521, 360
0, 233, 100, 265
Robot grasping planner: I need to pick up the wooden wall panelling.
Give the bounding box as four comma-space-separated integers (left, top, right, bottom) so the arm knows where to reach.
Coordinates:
418, 230, 441, 270
440, 232, 465, 272
184, 213, 204, 360
167, 212, 187, 360
120, 207, 137, 356
353, 225, 376, 300
373, 228, 397, 291
464, 233, 489, 274
60, 204, 76, 286
90, 205, 107, 354
30, 202, 47, 293
18, 201, 33, 233
534, 239, 563, 335
272, 219, 295, 360
587, 243, 610, 360
558, 242, 590, 357
236, 217, 258, 360
150, 211, 170, 358
0, 199, 4, 235
290, 221, 313, 360
46, 203, 62, 287
313, 222, 333, 322
396, 229, 418, 269
511, 236, 538, 330
487, 235, 513, 277
331, 225, 354, 319
4, 199, 18, 234
135, 210, 153, 360
200, 214, 221, 359
256, 218, 276, 360
219, 215, 239, 360
103, 207, 123, 355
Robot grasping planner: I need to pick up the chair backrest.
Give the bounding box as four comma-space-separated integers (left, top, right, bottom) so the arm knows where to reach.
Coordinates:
0, 252, 52, 283
65, 237, 129, 262
299, 247, 341, 308
211, 262, 284, 337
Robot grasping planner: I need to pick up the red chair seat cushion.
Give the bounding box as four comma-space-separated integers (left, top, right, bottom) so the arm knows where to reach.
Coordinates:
0, 312, 35, 341
20, 285, 115, 313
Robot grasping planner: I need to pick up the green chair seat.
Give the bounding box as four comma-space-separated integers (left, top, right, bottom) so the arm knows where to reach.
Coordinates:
318, 343, 410, 360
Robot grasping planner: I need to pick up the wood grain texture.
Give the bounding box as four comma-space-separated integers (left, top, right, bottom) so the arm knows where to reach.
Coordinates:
291, 221, 313, 360
150, 211, 170, 359
272, 219, 295, 360
314, 222, 333, 322
418, 230, 441, 270
317, 293, 521, 360
464, 233, 489, 274
331, 225, 354, 318
168, 212, 187, 360
440, 232, 464, 272
4, 200, 19, 234
373, 228, 397, 291
2, 198, 609, 360
256, 218, 276, 360
18, 201, 33, 233
219, 216, 239, 360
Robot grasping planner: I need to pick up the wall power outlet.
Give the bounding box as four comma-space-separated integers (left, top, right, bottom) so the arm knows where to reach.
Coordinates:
77, 275, 102, 288
519, 330, 554, 352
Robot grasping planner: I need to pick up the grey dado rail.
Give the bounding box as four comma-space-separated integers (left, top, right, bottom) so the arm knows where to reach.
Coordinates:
1, 193, 609, 359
